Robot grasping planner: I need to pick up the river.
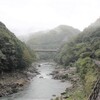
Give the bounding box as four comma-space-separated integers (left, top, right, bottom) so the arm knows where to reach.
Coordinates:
1, 61, 71, 100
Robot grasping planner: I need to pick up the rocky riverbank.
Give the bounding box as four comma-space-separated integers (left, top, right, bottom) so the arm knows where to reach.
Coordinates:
51, 65, 79, 82
0, 63, 39, 97
51, 65, 81, 100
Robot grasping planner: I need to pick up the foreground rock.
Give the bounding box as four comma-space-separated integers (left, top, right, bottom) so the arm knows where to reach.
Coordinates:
0, 73, 27, 97
51, 65, 81, 100
0, 63, 38, 97
51, 66, 79, 82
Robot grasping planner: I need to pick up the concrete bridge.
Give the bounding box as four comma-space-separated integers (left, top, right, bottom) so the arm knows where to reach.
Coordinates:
34, 49, 59, 52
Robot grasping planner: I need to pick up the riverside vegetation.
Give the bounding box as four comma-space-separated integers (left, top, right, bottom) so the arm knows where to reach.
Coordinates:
0, 22, 36, 96
54, 18, 100, 100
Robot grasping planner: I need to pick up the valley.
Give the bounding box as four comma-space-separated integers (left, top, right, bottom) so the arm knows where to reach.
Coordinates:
0, 18, 100, 100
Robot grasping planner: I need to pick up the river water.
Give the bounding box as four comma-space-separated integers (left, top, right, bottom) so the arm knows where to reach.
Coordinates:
1, 62, 71, 100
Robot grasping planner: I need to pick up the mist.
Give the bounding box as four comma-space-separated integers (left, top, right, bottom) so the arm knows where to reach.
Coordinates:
0, 0, 100, 100
0, 0, 100, 37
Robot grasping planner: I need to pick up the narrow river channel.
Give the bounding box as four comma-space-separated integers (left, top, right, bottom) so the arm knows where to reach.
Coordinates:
1, 61, 72, 100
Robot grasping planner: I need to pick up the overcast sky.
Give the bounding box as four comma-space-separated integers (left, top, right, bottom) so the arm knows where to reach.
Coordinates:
0, 0, 100, 36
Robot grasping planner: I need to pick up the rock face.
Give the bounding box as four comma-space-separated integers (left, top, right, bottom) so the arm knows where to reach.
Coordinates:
0, 72, 28, 97
0, 21, 36, 73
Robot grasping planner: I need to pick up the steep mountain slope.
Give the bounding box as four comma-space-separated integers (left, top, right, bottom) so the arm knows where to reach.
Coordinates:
26, 25, 80, 49
55, 18, 100, 65
55, 18, 100, 99
0, 22, 36, 73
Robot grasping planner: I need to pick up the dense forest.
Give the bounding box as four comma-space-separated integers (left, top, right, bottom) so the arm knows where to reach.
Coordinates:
55, 18, 100, 99
0, 22, 36, 73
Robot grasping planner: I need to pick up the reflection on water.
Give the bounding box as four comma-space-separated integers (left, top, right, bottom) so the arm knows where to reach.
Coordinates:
1, 62, 71, 100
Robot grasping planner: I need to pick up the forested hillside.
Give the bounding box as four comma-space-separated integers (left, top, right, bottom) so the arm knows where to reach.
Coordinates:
0, 22, 36, 73
55, 18, 100, 99
26, 25, 80, 49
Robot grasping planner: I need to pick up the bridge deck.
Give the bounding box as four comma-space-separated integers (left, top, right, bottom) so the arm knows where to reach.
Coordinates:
34, 49, 58, 52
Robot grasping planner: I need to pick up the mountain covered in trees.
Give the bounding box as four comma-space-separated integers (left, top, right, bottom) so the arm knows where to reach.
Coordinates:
0, 22, 36, 73
55, 18, 100, 66
55, 18, 100, 99
26, 25, 80, 50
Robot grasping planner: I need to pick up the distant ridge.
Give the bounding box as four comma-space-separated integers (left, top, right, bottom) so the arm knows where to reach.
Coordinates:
26, 25, 80, 50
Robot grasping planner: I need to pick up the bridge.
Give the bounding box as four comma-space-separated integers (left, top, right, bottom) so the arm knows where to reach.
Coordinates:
33, 49, 59, 52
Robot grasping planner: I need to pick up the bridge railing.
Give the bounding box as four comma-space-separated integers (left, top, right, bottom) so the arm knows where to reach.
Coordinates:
33, 49, 59, 52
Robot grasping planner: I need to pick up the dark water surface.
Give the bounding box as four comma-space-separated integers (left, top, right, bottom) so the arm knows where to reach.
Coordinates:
1, 62, 71, 100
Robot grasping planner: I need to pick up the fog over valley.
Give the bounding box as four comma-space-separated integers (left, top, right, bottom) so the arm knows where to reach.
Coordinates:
0, 0, 100, 100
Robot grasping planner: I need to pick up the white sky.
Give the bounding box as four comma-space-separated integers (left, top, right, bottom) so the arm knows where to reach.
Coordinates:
0, 0, 100, 36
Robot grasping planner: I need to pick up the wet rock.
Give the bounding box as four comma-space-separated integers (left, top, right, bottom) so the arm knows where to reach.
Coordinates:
61, 92, 66, 95
39, 76, 43, 78
63, 96, 69, 99
0, 93, 4, 97
52, 94, 56, 97
12, 88, 18, 93
53, 73, 68, 80
38, 64, 41, 67
61, 80, 66, 82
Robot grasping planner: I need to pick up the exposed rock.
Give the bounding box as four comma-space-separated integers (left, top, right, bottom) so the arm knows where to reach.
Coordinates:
61, 92, 66, 95
63, 96, 69, 99
39, 76, 43, 78
52, 94, 56, 97
52, 66, 77, 82
0, 62, 38, 97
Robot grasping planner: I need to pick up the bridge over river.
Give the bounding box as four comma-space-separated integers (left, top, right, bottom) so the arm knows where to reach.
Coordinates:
34, 49, 59, 52
33, 49, 59, 59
